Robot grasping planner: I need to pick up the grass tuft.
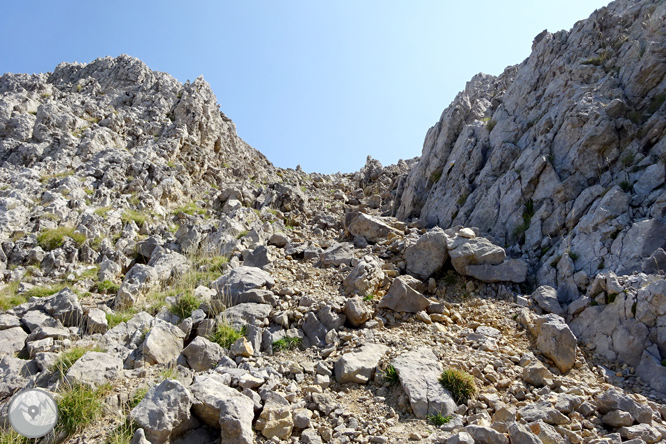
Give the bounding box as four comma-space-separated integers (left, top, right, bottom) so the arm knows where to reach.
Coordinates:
37, 227, 86, 251
427, 413, 452, 426
97, 280, 120, 295
169, 293, 200, 319
57, 383, 111, 436
106, 309, 137, 329
272, 336, 302, 351
121, 210, 147, 227
383, 365, 400, 385
52, 346, 93, 379
208, 322, 245, 349
439, 368, 478, 404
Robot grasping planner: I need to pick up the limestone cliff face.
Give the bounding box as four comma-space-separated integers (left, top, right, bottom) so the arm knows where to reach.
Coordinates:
0, 54, 275, 196
395, 0, 666, 297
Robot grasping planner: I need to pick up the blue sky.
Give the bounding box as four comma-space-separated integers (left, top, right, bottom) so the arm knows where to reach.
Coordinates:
0, 1, 610, 174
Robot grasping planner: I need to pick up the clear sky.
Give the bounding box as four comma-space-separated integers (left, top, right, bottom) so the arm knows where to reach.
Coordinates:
0, 1, 610, 174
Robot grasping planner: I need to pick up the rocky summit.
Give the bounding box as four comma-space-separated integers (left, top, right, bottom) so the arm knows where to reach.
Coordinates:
1, 0, 666, 443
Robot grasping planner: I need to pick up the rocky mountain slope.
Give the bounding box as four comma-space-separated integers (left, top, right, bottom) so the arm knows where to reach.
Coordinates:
1, 1, 666, 444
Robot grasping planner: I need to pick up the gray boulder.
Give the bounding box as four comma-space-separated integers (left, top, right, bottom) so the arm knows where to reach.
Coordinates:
334, 343, 388, 384
345, 211, 401, 243
618, 424, 662, 443
377, 276, 431, 313
211, 266, 275, 302
219, 303, 271, 329
86, 308, 108, 334
508, 423, 541, 444
636, 350, 666, 393
219, 394, 255, 444
243, 245, 272, 269
65, 351, 122, 388
344, 296, 371, 327
536, 320, 577, 373
318, 242, 355, 267
448, 237, 505, 275
0, 326, 27, 355
130, 379, 198, 444
464, 425, 508, 444
40, 288, 83, 326
143, 320, 186, 366
518, 401, 570, 425
405, 228, 449, 280
596, 389, 653, 424
446, 432, 475, 444
181, 336, 226, 372
342, 255, 384, 297
392, 347, 456, 419
303, 312, 328, 347
465, 259, 527, 283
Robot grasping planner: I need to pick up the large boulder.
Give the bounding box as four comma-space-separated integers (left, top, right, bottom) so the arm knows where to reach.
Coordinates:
530, 286, 564, 315
342, 255, 384, 297
392, 347, 456, 419
0, 326, 27, 355
211, 266, 275, 304
40, 288, 83, 326
636, 350, 666, 393
344, 296, 372, 327
318, 242, 355, 267
596, 389, 653, 424
334, 343, 388, 384
464, 425, 509, 444
255, 395, 294, 440
181, 336, 226, 372
65, 351, 123, 388
143, 320, 186, 366
405, 227, 449, 280
345, 211, 402, 243
130, 379, 198, 444
190, 374, 253, 441
536, 317, 577, 373
448, 237, 505, 275
219, 303, 272, 329
377, 276, 431, 313
465, 259, 527, 283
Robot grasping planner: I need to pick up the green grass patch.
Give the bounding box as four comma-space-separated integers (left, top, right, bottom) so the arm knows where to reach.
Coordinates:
106, 418, 137, 444
457, 193, 468, 206
57, 383, 111, 437
236, 230, 249, 239
439, 368, 478, 404
0, 428, 31, 444
37, 227, 86, 251
24, 284, 66, 299
97, 280, 120, 295
383, 365, 399, 385
169, 293, 200, 319
607, 293, 617, 304
172, 202, 205, 216
430, 169, 443, 183
619, 181, 632, 193
52, 346, 93, 379
106, 309, 137, 329
158, 365, 179, 381
0, 281, 25, 311
486, 119, 497, 131
272, 336, 302, 351
427, 413, 452, 426
209, 322, 245, 349
121, 209, 148, 226
363, 293, 376, 301
94, 206, 113, 218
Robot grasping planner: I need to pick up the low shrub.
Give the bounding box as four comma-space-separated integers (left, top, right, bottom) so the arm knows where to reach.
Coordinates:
439, 368, 478, 404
